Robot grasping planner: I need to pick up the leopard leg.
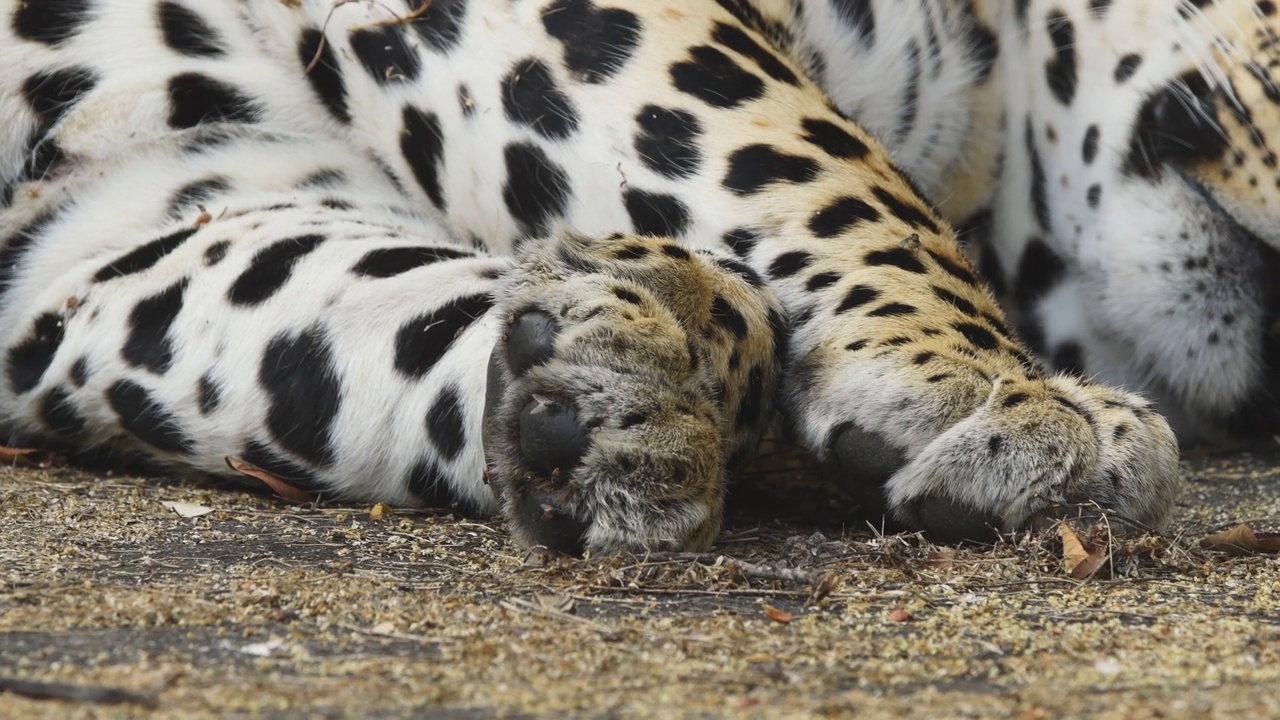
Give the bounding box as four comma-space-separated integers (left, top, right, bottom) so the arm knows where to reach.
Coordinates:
484, 230, 783, 554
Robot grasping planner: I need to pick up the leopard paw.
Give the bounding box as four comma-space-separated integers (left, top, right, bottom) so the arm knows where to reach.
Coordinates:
882, 375, 1182, 543
483, 231, 781, 554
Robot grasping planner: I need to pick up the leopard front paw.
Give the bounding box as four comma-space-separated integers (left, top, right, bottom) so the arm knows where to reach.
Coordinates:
882, 376, 1182, 543
482, 231, 780, 554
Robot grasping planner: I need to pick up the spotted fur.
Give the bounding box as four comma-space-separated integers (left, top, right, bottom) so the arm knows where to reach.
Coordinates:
0, 0, 1189, 553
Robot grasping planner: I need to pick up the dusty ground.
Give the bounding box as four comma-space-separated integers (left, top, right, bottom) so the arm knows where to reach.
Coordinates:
3, 446, 1280, 719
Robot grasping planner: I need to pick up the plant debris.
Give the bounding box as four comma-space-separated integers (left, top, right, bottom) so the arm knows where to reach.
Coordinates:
1200, 523, 1280, 555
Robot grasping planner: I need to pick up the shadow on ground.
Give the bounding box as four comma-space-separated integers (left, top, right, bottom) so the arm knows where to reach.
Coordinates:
3, 446, 1280, 718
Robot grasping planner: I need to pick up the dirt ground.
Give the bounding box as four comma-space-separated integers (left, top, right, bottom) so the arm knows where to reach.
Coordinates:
4, 445, 1280, 719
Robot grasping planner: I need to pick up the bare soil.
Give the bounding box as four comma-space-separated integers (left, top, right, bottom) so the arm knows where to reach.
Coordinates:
3, 447, 1280, 719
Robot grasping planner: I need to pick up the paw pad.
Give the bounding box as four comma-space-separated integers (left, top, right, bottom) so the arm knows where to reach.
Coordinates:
507, 309, 558, 375
519, 394, 589, 476
911, 495, 1000, 545
516, 487, 588, 556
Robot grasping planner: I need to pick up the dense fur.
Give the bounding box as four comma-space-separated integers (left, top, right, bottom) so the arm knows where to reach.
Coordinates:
4, 0, 1243, 554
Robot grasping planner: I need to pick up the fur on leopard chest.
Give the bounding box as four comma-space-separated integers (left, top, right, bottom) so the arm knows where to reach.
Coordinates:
0, 0, 1184, 553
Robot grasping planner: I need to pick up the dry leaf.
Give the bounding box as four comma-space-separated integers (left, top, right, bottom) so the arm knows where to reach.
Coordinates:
225, 457, 316, 504
887, 608, 913, 623
1200, 523, 1280, 556
369, 503, 391, 521
1060, 521, 1089, 569
160, 500, 215, 518
533, 593, 576, 614
1059, 521, 1107, 579
763, 604, 792, 624
0, 446, 57, 468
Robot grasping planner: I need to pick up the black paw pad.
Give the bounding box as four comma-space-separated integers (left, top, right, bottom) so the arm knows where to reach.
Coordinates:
517, 487, 589, 556
912, 495, 1001, 545
822, 423, 907, 517
519, 395, 589, 476
507, 309, 559, 376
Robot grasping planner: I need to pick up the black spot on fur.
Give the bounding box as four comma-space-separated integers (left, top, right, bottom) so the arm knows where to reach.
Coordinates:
401, 105, 448, 209
107, 379, 194, 453
735, 364, 766, 432
198, 373, 222, 415
955, 322, 1000, 351
865, 247, 927, 273
405, 457, 456, 506
22, 66, 98, 125
925, 248, 980, 287
1090, 0, 1113, 16
1002, 392, 1029, 408
809, 196, 880, 238
1087, 184, 1102, 208
502, 58, 578, 140
623, 189, 691, 237
299, 28, 351, 124
1013, 238, 1066, 310
1114, 54, 1141, 83
410, 0, 466, 52
298, 169, 346, 190
671, 46, 766, 108
661, 244, 691, 260
227, 234, 325, 306
963, 15, 999, 84
800, 118, 869, 160
710, 22, 798, 86
1044, 12, 1077, 105
806, 272, 839, 291
711, 295, 749, 339
426, 386, 466, 461
123, 279, 188, 375
395, 293, 494, 379
867, 302, 916, 317
871, 187, 939, 235
167, 176, 230, 217
94, 227, 198, 282
723, 145, 820, 195
1082, 124, 1100, 165
13, 0, 93, 46
896, 43, 922, 142
38, 387, 86, 437
7, 313, 64, 395
0, 208, 59, 298
352, 245, 472, 278
769, 251, 814, 279
541, 0, 640, 84
69, 356, 88, 387
167, 72, 262, 129
158, 1, 225, 57
349, 24, 421, 84
502, 143, 572, 236
715, 256, 763, 287
722, 228, 758, 257
204, 240, 230, 266
1025, 118, 1050, 231
635, 105, 703, 179
613, 287, 643, 305
832, 0, 874, 45
933, 286, 978, 316
613, 244, 648, 260
837, 285, 879, 313
260, 326, 342, 467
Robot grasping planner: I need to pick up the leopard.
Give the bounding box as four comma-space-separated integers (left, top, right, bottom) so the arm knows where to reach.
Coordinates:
0, 0, 1210, 557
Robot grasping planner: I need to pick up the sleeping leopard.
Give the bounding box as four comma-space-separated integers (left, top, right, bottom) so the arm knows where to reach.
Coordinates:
0, 0, 1267, 554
